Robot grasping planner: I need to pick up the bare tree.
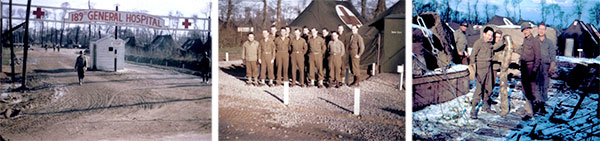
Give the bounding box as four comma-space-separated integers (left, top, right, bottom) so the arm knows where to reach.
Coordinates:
574, 0, 585, 20
504, 0, 510, 17
511, 0, 522, 21
361, 0, 367, 17
547, 4, 561, 27
263, 0, 268, 28
590, 2, 600, 26
374, 0, 386, 18
60, 2, 69, 47
540, 0, 546, 23
474, 0, 479, 24
454, 0, 463, 22
277, 0, 281, 27
484, 0, 489, 22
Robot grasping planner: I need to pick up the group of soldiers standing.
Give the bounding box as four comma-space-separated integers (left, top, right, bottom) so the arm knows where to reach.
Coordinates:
242, 24, 365, 88
454, 22, 557, 120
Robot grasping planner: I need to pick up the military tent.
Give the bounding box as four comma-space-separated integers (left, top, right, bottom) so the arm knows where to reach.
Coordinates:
289, 0, 380, 70
368, 1, 405, 73
149, 35, 182, 57
485, 15, 514, 26
557, 20, 599, 58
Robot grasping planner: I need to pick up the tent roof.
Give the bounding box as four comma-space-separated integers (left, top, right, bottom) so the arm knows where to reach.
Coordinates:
289, 0, 366, 31
368, 1, 405, 29
557, 20, 600, 57
485, 15, 514, 26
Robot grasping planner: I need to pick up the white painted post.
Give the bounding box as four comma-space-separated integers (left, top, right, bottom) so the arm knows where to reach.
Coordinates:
284, 82, 289, 105
371, 63, 376, 76
398, 65, 404, 90
354, 87, 360, 115
577, 49, 583, 58
225, 52, 229, 62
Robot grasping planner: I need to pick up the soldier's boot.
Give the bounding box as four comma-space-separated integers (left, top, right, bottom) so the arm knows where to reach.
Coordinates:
258, 79, 266, 86
470, 104, 479, 119
308, 79, 314, 87
269, 79, 274, 87
482, 104, 495, 114
318, 80, 324, 88
246, 78, 253, 85
350, 76, 360, 87
79, 79, 83, 85
253, 77, 259, 86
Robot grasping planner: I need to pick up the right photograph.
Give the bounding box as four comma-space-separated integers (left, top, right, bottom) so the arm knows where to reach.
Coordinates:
412, 0, 600, 140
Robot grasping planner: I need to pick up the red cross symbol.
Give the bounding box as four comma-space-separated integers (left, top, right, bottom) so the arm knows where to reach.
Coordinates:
337, 6, 361, 26
182, 19, 192, 29
32, 7, 45, 19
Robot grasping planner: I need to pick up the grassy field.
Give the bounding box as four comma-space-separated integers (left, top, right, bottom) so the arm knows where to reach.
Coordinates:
2, 47, 23, 65
219, 46, 242, 61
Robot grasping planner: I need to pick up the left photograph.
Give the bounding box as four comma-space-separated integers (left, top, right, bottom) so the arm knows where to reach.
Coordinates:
0, 0, 212, 140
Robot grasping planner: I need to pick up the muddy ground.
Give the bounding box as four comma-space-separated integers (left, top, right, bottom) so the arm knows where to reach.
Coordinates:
218, 60, 404, 140
0, 47, 211, 140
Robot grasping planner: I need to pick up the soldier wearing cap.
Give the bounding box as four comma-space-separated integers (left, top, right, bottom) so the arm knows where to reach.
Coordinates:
290, 29, 308, 87
308, 28, 327, 87
518, 22, 542, 120
270, 25, 278, 40
242, 32, 260, 85
275, 27, 291, 86
348, 25, 365, 87
470, 26, 496, 119
74, 51, 88, 85
536, 22, 555, 115
454, 22, 469, 64
259, 30, 276, 86
328, 31, 345, 88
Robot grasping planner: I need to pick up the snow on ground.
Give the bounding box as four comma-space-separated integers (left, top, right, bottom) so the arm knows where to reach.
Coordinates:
414, 78, 599, 140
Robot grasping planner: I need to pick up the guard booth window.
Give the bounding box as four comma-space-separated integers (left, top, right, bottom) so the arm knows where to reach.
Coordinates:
109, 47, 113, 52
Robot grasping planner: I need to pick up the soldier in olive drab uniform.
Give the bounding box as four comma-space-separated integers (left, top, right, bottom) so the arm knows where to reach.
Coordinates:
536, 22, 555, 115
259, 30, 276, 86
518, 23, 542, 120
322, 28, 331, 83
454, 22, 469, 64
348, 25, 365, 87
270, 25, 278, 39
337, 24, 352, 85
308, 28, 327, 87
275, 28, 291, 86
290, 29, 308, 87
328, 31, 345, 88
74, 51, 88, 85
242, 32, 260, 85
470, 27, 498, 119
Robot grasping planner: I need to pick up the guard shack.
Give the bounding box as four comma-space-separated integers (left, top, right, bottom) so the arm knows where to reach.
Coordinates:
90, 36, 125, 71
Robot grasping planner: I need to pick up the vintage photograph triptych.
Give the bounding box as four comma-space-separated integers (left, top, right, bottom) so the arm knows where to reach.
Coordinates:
0, 0, 598, 140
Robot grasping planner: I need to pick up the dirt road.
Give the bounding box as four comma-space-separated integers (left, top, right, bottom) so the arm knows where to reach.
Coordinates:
0, 47, 211, 140
218, 60, 404, 140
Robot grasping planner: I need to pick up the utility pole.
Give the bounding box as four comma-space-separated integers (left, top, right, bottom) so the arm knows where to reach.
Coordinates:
21, 0, 32, 90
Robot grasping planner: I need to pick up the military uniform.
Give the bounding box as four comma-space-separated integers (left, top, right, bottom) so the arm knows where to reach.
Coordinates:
74, 54, 88, 85
274, 36, 291, 85
339, 32, 352, 84
290, 37, 308, 86
537, 37, 556, 112
242, 40, 260, 84
308, 36, 327, 86
454, 30, 468, 64
348, 33, 365, 86
470, 38, 501, 118
328, 39, 345, 87
259, 37, 276, 85
519, 35, 542, 118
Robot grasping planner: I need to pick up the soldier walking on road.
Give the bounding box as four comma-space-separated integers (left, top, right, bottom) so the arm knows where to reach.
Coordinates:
242, 32, 260, 86
74, 51, 88, 85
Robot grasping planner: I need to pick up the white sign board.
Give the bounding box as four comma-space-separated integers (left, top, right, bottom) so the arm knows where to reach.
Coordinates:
69, 9, 165, 28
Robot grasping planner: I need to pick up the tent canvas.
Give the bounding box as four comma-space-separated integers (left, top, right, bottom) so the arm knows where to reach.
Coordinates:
368, 1, 405, 73
289, 0, 380, 69
557, 20, 599, 58
148, 35, 182, 57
